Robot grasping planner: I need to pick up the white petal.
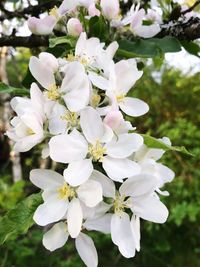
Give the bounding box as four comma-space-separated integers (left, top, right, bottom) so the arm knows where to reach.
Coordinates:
119, 174, 157, 197
130, 216, 140, 252
111, 212, 136, 258
34, 194, 68, 226
88, 72, 109, 90
39, 52, 58, 73
119, 97, 149, 117
80, 107, 105, 143
75, 233, 98, 267
30, 169, 63, 190
103, 157, 141, 182
67, 198, 83, 238
29, 56, 55, 89
77, 180, 103, 207
49, 130, 88, 163
91, 170, 115, 198
64, 159, 93, 186
43, 222, 69, 251
132, 195, 169, 224
106, 133, 143, 158
84, 214, 112, 234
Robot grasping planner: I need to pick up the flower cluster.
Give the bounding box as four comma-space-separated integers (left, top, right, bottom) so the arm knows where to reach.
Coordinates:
7, 33, 175, 267
27, 0, 162, 38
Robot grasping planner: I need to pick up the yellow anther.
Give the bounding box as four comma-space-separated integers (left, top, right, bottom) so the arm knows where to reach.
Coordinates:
88, 140, 106, 162
66, 54, 76, 62
116, 94, 125, 103
60, 112, 78, 127
49, 6, 60, 19
26, 128, 35, 136
47, 84, 60, 101
114, 193, 126, 214
58, 182, 75, 200
91, 94, 101, 108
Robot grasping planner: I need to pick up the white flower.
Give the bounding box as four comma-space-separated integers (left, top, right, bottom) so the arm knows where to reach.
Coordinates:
29, 54, 90, 111
95, 172, 168, 257
49, 107, 143, 182
6, 83, 45, 152
30, 169, 103, 238
27, 0, 79, 35
89, 59, 149, 117
43, 222, 98, 267
122, 4, 161, 38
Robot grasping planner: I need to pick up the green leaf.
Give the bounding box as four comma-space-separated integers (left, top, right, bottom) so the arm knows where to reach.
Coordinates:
88, 16, 109, 41
49, 36, 76, 48
117, 37, 181, 58
181, 40, 200, 57
0, 193, 42, 245
117, 39, 162, 58
147, 36, 182, 53
142, 134, 193, 156
0, 83, 29, 96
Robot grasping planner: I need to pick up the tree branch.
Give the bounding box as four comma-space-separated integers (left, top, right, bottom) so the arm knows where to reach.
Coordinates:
182, 0, 200, 15
0, 0, 60, 22
160, 17, 200, 41
0, 35, 49, 48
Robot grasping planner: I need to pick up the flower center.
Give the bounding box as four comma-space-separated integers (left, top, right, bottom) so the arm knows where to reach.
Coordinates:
88, 140, 106, 162
116, 94, 125, 103
26, 128, 35, 136
58, 182, 75, 200
49, 6, 60, 19
113, 193, 130, 215
91, 93, 101, 108
47, 84, 60, 101
60, 112, 79, 128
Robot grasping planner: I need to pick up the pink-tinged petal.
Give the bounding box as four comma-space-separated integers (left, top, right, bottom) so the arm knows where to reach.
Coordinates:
28, 16, 56, 35
67, 18, 83, 37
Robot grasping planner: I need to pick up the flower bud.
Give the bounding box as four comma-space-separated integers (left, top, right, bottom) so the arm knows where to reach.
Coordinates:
67, 18, 83, 37
100, 0, 120, 20
88, 3, 100, 17
104, 110, 123, 130
27, 16, 56, 35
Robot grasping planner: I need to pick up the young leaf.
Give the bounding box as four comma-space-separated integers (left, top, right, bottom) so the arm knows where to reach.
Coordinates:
147, 37, 182, 53
0, 193, 42, 245
142, 134, 193, 156
0, 83, 29, 96
49, 36, 76, 48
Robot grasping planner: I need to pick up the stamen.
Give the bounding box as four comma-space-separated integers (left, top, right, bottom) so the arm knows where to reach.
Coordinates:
60, 112, 79, 127
47, 84, 60, 101
49, 6, 60, 19
91, 94, 101, 108
88, 140, 106, 162
116, 94, 125, 103
26, 128, 35, 136
58, 182, 75, 200
114, 193, 126, 215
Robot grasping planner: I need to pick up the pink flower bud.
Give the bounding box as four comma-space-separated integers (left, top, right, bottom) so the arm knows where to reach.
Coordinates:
104, 110, 123, 130
67, 18, 83, 37
100, 0, 120, 20
27, 16, 57, 35
88, 3, 100, 17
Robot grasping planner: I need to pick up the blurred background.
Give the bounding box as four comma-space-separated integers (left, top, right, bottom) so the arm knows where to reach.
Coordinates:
0, 0, 200, 267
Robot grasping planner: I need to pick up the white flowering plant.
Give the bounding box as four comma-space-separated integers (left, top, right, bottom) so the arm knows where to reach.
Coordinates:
0, 1, 194, 267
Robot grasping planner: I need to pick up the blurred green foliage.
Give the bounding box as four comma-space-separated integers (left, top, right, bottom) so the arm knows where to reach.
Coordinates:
0, 51, 200, 267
